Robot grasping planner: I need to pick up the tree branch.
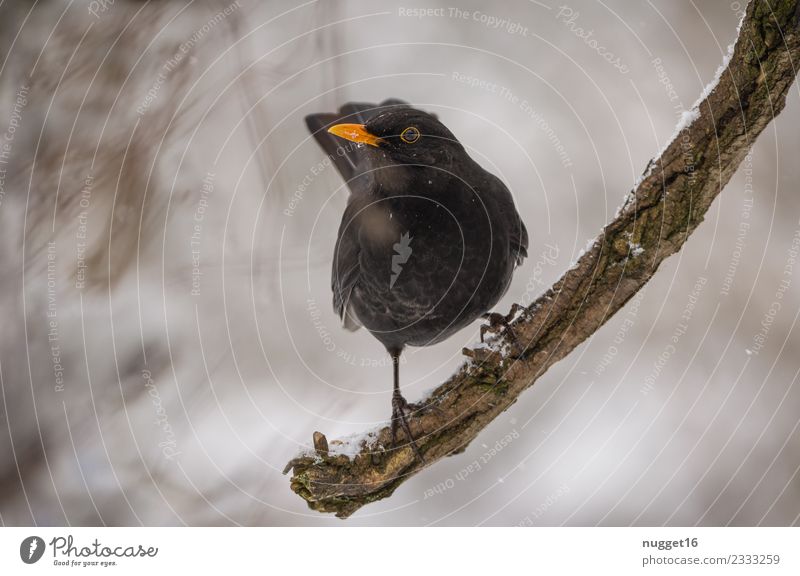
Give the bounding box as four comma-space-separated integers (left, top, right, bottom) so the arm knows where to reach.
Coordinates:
284, 0, 800, 518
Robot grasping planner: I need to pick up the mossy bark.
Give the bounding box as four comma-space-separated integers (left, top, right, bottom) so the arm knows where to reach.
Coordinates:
284, 0, 800, 519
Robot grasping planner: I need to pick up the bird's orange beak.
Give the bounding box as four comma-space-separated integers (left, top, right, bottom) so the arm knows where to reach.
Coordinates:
327, 123, 384, 147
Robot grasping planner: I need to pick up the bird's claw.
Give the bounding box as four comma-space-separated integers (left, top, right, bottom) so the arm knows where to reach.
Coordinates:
391, 393, 425, 463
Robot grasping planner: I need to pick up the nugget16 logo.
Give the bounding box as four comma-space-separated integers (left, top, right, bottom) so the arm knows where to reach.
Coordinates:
20, 536, 46, 564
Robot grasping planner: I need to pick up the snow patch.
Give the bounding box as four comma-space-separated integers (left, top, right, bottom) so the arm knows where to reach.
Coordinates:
624, 39, 738, 215
628, 241, 644, 257
654, 107, 701, 164
615, 189, 638, 218
660, 41, 735, 155
568, 236, 600, 269
326, 426, 383, 459
691, 41, 736, 110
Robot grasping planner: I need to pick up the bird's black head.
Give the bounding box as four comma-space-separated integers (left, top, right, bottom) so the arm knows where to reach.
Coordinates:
327, 107, 463, 167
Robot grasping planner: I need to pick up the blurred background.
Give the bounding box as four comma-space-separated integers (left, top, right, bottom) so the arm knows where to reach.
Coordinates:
0, 0, 798, 526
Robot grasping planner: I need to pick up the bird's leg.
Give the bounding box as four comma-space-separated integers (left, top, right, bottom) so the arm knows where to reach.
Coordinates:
389, 350, 424, 462
480, 303, 524, 344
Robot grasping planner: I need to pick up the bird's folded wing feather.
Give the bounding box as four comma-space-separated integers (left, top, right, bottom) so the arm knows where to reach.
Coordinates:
485, 172, 529, 267
512, 216, 529, 266
331, 199, 364, 331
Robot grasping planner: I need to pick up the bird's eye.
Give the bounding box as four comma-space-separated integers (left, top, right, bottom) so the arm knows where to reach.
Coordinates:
400, 126, 420, 144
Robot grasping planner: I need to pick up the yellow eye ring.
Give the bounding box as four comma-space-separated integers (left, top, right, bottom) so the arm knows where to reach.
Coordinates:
400, 126, 420, 143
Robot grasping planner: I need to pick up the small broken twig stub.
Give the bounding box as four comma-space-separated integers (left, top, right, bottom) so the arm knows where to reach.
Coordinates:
284, 0, 800, 518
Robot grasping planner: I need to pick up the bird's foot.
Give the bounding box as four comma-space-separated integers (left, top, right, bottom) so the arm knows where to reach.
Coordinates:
391, 392, 424, 463
480, 303, 524, 344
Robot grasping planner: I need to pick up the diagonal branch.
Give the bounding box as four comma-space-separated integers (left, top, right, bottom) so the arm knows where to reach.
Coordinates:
284, 0, 800, 519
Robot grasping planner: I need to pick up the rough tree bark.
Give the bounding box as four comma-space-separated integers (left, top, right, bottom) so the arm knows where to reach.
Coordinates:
284, 0, 800, 518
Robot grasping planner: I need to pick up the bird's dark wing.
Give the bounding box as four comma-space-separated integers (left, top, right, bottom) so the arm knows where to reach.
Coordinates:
308, 99, 409, 329
331, 197, 364, 331
483, 172, 528, 266
305, 99, 409, 183
512, 214, 529, 266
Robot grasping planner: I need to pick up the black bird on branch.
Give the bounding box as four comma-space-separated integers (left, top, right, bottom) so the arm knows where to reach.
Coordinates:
306, 100, 528, 460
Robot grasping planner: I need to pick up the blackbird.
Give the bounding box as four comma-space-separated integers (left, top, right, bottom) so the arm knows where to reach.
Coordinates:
306, 100, 528, 460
